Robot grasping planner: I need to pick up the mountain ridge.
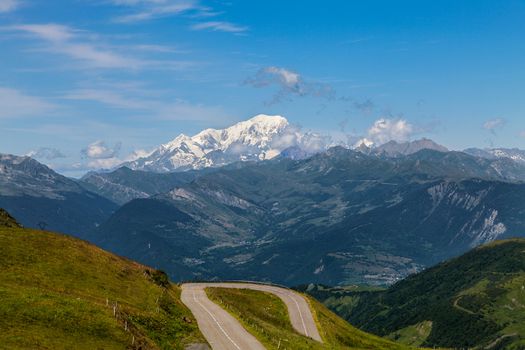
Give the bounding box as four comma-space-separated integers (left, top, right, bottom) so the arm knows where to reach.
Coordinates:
0, 153, 117, 237
464, 147, 525, 164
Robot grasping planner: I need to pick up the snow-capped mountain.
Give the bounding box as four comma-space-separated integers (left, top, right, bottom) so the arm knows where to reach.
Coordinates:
123, 114, 306, 172
464, 148, 525, 164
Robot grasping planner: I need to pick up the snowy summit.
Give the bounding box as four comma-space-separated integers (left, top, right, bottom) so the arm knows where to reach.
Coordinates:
123, 115, 292, 172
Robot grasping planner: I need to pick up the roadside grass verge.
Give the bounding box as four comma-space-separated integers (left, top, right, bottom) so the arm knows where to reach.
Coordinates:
206, 287, 412, 350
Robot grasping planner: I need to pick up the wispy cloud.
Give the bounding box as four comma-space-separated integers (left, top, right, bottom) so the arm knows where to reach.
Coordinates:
7, 24, 150, 69
109, 0, 247, 34
4, 24, 197, 71
245, 66, 335, 104
0, 86, 57, 118
0, 0, 20, 13
110, 0, 210, 22
63, 85, 230, 122
191, 21, 248, 33
483, 117, 506, 135
64, 89, 147, 109
114, 1, 199, 22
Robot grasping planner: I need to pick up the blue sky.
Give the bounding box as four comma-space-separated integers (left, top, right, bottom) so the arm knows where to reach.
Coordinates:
0, 0, 524, 175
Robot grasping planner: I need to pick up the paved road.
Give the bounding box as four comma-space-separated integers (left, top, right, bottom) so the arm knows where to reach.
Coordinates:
181, 283, 322, 350
181, 283, 266, 350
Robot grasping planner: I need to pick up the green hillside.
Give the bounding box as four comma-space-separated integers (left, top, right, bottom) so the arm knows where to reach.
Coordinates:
302, 239, 525, 349
206, 287, 412, 350
0, 213, 207, 349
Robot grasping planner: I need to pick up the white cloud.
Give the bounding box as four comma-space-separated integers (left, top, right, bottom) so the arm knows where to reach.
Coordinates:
267, 124, 334, 155
78, 140, 152, 171
81, 140, 121, 159
84, 157, 123, 170
191, 21, 248, 33
110, 0, 208, 22
245, 66, 335, 104
0, 86, 56, 118
266, 67, 300, 86
124, 149, 152, 161
27, 147, 66, 160
483, 118, 506, 134
362, 118, 414, 146
0, 0, 20, 13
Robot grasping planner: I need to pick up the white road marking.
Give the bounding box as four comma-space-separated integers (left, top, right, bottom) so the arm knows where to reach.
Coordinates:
192, 290, 241, 350
290, 293, 308, 337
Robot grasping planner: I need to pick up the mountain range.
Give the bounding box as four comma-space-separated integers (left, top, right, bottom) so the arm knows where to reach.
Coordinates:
3, 115, 525, 287
117, 114, 525, 173
90, 147, 525, 285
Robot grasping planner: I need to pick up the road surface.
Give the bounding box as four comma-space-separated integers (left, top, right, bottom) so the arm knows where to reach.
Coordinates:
181, 282, 322, 350
181, 283, 265, 350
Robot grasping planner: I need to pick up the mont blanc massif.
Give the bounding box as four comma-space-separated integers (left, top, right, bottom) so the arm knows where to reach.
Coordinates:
3, 114, 525, 288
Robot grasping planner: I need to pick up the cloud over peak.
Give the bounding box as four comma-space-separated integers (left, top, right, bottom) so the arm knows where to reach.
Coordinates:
27, 147, 66, 160
357, 118, 414, 147
81, 140, 121, 160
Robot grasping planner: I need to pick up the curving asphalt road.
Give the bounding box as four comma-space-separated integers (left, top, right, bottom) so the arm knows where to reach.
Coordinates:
181, 282, 322, 350
181, 283, 265, 350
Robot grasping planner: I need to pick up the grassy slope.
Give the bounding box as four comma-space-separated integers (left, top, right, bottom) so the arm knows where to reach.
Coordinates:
206, 287, 412, 350
0, 225, 207, 350
302, 239, 525, 349
386, 321, 432, 347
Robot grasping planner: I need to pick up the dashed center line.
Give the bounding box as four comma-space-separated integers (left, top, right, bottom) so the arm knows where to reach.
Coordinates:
192, 290, 241, 350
